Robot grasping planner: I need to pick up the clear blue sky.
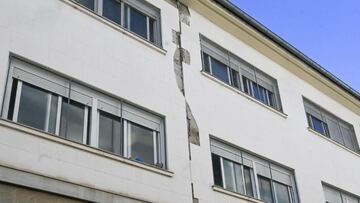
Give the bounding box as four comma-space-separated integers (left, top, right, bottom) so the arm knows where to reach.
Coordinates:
229, 0, 360, 92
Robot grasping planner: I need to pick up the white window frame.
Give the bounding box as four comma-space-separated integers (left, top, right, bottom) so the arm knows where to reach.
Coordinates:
2, 57, 167, 169
304, 98, 359, 153
200, 35, 283, 111
71, 0, 162, 46
210, 137, 299, 203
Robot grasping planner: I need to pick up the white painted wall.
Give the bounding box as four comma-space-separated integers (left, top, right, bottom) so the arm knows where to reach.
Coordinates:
0, 0, 192, 202
0, 0, 359, 203
182, 2, 360, 203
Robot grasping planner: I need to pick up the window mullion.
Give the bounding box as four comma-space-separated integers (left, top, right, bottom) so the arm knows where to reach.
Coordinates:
153, 131, 157, 164
97, 0, 103, 15
220, 157, 226, 188
123, 120, 129, 157
208, 57, 213, 75
240, 165, 247, 195
12, 80, 23, 122
146, 16, 150, 40
44, 93, 52, 132
90, 98, 99, 147
83, 106, 89, 144
55, 96, 62, 135
252, 162, 261, 199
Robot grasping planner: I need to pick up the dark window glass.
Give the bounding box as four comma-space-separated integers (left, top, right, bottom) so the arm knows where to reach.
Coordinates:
310, 115, 327, 136
8, 80, 18, 120
99, 111, 122, 155
103, 0, 121, 24
268, 91, 276, 108
223, 159, 236, 192
274, 182, 291, 203
48, 95, 58, 134
129, 122, 154, 165
258, 176, 274, 203
127, 6, 148, 39
230, 69, 240, 89
149, 18, 155, 43
243, 166, 254, 197
17, 83, 56, 132
242, 76, 252, 95
202, 53, 211, 73
211, 57, 229, 84
211, 154, 223, 187
74, 0, 95, 11
234, 164, 245, 194
252, 82, 261, 100
60, 100, 85, 144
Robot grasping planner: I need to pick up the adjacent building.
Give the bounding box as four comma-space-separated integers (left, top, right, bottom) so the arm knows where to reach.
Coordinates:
0, 0, 359, 202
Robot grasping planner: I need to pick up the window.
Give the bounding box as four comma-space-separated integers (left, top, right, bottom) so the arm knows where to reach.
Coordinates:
258, 176, 274, 203
200, 35, 282, 111
60, 99, 89, 144
71, 0, 161, 46
210, 138, 299, 203
323, 184, 360, 203
74, 0, 95, 11
2, 58, 166, 169
98, 111, 122, 155
304, 98, 360, 152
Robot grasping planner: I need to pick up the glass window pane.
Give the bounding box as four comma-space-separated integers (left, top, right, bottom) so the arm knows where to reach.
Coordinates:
311, 116, 326, 135
211, 154, 223, 187
202, 53, 211, 73
60, 100, 85, 144
128, 6, 148, 39
99, 111, 122, 155
103, 0, 121, 24
149, 18, 155, 43
243, 166, 254, 197
323, 185, 342, 203
268, 91, 276, 108
242, 76, 252, 95
274, 182, 291, 203
18, 83, 52, 132
230, 69, 240, 89
234, 163, 245, 194
342, 193, 358, 203
74, 0, 95, 11
48, 95, 58, 134
211, 57, 229, 84
129, 123, 155, 165
258, 176, 274, 203
223, 159, 236, 192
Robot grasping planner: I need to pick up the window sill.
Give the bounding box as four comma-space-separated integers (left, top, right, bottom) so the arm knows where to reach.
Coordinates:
0, 119, 174, 177
212, 186, 266, 203
307, 127, 360, 158
60, 0, 167, 55
201, 71, 288, 119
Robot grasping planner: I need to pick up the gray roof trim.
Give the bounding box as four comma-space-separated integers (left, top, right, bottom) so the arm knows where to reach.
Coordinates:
213, 0, 360, 101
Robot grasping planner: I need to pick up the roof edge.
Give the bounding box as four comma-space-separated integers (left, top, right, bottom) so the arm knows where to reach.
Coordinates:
213, 0, 360, 102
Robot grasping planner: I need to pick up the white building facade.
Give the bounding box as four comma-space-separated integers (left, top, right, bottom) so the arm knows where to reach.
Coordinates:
0, 0, 359, 202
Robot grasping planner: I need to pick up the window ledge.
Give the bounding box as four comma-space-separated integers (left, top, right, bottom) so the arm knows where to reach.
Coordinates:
307, 127, 360, 158
212, 186, 266, 203
0, 119, 174, 177
60, 0, 167, 55
201, 71, 288, 119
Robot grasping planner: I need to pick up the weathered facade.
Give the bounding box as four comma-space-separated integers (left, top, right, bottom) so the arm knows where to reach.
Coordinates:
0, 0, 359, 202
